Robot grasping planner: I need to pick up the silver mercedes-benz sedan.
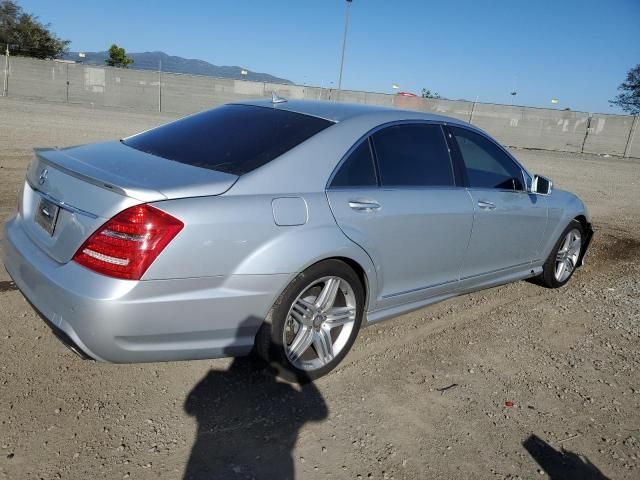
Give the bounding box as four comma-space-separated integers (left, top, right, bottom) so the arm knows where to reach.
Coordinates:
3, 99, 593, 379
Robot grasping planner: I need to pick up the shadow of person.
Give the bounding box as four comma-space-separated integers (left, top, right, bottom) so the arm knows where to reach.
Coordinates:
523, 434, 610, 480
183, 353, 327, 479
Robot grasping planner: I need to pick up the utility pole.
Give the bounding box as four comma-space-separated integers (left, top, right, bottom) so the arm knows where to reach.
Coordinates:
337, 0, 352, 91
3, 44, 9, 97
158, 59, 162, 113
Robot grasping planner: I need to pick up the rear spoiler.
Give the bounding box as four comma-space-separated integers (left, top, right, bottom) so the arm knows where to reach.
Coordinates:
28, 141, 239, 202
29, 147, 164, 202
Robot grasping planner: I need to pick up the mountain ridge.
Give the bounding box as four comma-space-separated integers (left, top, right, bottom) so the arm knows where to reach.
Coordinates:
62, 50, 292, 84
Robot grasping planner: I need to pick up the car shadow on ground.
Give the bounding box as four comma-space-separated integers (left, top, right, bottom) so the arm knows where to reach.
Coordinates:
182, 352, 327, 479
523, 434, 610, 480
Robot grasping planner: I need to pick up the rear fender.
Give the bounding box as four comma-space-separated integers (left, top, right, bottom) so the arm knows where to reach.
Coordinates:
232, 224, 378, 313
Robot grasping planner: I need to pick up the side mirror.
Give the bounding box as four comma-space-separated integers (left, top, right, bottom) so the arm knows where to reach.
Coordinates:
531, 174, 552, 195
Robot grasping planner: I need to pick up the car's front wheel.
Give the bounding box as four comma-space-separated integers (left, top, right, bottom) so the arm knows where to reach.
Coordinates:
255, 259, 364, 381
538, 220, 585, 288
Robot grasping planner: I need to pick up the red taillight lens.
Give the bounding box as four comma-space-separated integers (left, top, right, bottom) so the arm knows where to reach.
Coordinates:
73, 204, 183, 280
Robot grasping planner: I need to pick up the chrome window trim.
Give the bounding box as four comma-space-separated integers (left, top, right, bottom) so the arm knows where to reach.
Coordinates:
465, 186, 532, 196
328, 184, 470, 194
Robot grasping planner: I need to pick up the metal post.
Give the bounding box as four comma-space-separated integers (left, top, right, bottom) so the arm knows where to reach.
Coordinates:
158, 59, 162, 113
623, 115, 639, 158
581, 114, 592, 154
65, 62, 69, 103
469, 98, 477, 124
337, 0, 352, 91
3, 44, 9, 97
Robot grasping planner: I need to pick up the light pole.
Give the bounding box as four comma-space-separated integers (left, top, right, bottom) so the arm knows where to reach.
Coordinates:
337, 0, 353, 91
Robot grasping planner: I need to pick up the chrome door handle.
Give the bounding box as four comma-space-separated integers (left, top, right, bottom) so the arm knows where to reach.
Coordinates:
349, 200, 381, 211
477, 200, 496, 210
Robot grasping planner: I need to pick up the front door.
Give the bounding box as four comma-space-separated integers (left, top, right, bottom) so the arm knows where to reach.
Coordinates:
447, 125, 548, 281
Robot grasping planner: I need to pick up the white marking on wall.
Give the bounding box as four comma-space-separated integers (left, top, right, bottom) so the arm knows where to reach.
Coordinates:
573, 117, 587, 132
510, 118, 518, 127
84, 67, 105, 93
595, 118, 606, 134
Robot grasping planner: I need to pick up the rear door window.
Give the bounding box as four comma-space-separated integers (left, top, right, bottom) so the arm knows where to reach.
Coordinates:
450, 126, 524, 190
123, 104, 333, 175
371, 124, 454, 187
330, 140, 378, 188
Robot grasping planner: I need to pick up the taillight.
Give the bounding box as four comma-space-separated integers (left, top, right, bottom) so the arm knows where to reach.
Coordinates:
73, 204, 183, 280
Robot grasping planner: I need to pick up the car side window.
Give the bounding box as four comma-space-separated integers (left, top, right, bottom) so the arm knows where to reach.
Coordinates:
330, 139, 377, 188
372, 124, 454, 187
450, 126, 524, 190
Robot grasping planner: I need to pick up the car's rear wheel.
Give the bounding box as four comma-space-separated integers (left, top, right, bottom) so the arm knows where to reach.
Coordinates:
254, 259, 364, 381
538, 220, 584, 288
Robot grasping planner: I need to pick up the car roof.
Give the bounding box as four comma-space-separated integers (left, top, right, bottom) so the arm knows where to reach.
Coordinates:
233, 98, 464, 124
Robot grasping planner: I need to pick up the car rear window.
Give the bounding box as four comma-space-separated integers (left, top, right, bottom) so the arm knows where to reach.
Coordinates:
123, 104, 333, 175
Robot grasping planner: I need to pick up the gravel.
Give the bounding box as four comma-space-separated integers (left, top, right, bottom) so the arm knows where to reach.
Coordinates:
0, 97, 639, 479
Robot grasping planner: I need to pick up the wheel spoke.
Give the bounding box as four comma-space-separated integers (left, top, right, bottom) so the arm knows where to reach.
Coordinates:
324, 306, 355, 328
564, 258, 574, 274
569, 237, 581, 254
288, 326, 313, 362
292, 300, 313, 324
315, 278, 341, 312
313, 328, 334, 363
297, 297, 315, 310
290, 309, 306, 325
555, 260, 566, 280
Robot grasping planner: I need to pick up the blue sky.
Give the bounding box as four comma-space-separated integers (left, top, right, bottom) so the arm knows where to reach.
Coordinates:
19, 0, 640, 113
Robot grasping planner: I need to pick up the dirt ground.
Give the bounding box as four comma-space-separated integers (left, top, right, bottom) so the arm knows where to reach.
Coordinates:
1, 97, 639, 480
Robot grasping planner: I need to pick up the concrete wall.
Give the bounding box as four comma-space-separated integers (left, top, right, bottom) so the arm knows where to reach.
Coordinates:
6, 56, 68, 102
2, 56, 638, 159
582, 114, 636, 157
626, 117, 640, 159
471, 104, 590, 153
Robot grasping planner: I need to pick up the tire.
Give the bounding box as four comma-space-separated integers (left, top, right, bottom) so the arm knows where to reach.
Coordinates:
254, 259, 365, 382
538, 220, 585, 288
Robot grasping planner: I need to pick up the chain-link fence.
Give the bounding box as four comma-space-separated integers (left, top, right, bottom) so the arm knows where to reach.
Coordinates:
1, 55, 638, 159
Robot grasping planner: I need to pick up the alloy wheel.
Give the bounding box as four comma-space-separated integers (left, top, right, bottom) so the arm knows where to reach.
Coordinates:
283, 276, 357, 371
554, 228, 582, 283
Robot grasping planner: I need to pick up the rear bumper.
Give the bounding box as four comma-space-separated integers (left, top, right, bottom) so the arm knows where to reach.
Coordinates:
3, 214, 290, 363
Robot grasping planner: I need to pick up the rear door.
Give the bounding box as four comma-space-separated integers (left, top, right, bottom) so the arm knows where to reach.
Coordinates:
446, 125, 548, 282
327, 122, 474, 310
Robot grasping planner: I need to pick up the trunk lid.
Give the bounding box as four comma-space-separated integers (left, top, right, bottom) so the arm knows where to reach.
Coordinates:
21, 141, 237, 263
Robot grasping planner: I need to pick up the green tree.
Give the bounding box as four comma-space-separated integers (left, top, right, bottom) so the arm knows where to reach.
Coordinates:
105, 44, 133, 68
610, 64, 640, 115
0, 0, 69, 58
421, 88, 440, 99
